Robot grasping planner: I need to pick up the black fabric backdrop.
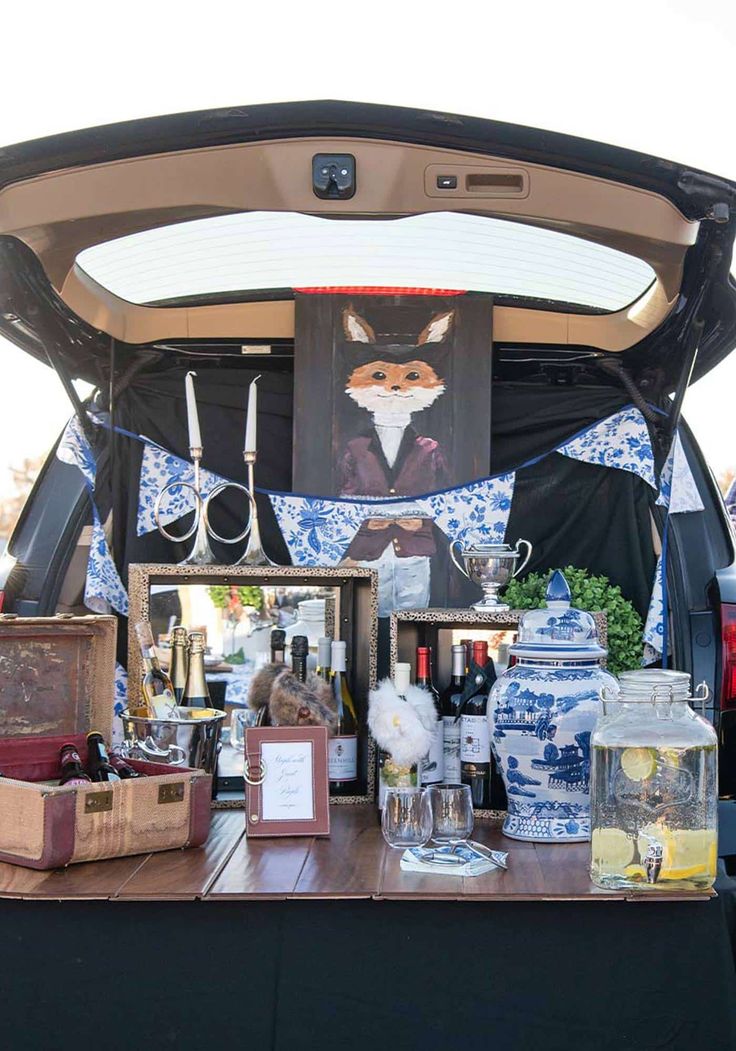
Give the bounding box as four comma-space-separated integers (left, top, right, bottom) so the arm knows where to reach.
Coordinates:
99, 367, 656, 664
1, 890, 734, 1051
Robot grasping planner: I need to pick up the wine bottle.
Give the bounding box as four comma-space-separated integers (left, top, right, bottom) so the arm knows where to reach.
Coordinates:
290, 635, 309, 683
440, 644, 466, 783
86, 732, 121, 783
460, 638, 473, 674
58, 743, 92, 786
270, 629, 286, 664
183, 631, 212, 708
169, 625, 190, 705
316, 637, 332, 683
328, 640, 358, 795
377, 663, 418, 809
134, 621, 179, 719
460, 640, 492, 808
416, 646, 443, 786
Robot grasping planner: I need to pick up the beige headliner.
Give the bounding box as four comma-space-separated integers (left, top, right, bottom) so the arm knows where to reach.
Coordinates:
0, 136, 698, 351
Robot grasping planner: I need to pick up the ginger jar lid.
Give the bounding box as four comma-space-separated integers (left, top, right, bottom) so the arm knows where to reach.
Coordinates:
510, 570, 606, 661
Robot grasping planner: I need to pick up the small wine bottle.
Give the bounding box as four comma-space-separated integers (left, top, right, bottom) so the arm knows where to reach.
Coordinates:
169, 625, 190, 705
416, 646, 443, 786
109, 750, 146, 779
316, 637, 332, 683
440, 644, 466, 783
86, 732, 121, 783
183, 631, 212, 708
58, 743, 92, 787
460, 640, 492, 808
329, 640, 358, 796
134, 621, 179, 719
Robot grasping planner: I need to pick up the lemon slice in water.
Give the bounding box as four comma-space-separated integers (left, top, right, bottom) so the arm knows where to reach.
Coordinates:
591, 827, 634, 871
620, 747, 657, 781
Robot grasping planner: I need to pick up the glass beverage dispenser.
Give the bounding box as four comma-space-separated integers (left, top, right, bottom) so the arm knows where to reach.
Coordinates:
590, 669, 717, 891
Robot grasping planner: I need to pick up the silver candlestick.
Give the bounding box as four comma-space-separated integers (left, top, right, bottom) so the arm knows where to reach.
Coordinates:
155, 447, 255, 566
233, 450, 275, 566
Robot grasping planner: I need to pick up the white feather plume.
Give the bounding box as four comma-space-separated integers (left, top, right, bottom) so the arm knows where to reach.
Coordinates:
368, 678, 433, 767
403, 683, 440, 732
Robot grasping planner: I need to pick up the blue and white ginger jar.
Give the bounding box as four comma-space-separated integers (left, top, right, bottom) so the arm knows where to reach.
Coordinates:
489, 570, 617, 842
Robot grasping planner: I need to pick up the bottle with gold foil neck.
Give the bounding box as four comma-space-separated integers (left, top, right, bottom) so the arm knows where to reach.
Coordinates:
134, 621, 178, 719
183, 631, 211, 709
169, 625, 190, 705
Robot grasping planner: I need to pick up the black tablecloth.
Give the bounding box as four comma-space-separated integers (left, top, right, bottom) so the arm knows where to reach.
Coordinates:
1, 887, 734, 1051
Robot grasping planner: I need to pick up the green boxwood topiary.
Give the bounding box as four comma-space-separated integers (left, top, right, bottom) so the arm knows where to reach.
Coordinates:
502, 565, 643, 676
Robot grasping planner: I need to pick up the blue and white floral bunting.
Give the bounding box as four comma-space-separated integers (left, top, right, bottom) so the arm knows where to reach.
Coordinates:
557, 406, 657, 489
57, 416, 129, 616
268, 473, 516, 566
137, 441, 230, 536
56, 405, 701, 660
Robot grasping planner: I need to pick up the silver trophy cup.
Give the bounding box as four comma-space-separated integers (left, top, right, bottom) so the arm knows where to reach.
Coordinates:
450, 539, 532, 611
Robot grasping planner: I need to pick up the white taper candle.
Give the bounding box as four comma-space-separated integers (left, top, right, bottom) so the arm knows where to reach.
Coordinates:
244, 375, 261, 455
185, 371, 202, 450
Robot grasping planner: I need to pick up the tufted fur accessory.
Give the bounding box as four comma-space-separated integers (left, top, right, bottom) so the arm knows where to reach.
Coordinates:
248, 663, 337, 732
367, 678, 433, 768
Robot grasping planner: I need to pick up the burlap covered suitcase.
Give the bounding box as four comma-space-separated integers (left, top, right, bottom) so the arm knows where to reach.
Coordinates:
0, 614, 212, 869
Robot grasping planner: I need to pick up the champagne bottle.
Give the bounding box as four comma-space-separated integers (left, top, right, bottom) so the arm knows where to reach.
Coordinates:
134, 621, 179, 719
290, 635, 309, 683
460, 640, 492, 808
440, 644, 466, 783
377, 663, 418, 809
316, 637, 332, 683
58, 743, 92, 786
329, 640, 358, 795
169, 625, 190, 705
183, 631, 212, 708
270, 629, 286, 664
86, 732, 121, 783
416, 646, 443, 786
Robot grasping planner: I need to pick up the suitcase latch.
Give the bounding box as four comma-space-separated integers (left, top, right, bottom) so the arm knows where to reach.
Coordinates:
158, 782, 185, 805
85, 790, 113, 814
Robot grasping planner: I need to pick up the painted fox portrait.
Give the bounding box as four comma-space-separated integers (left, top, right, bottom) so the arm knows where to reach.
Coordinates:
345, 359, 446, 416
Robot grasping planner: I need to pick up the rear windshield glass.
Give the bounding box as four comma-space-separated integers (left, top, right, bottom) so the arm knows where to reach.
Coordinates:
76, 210, 656, 312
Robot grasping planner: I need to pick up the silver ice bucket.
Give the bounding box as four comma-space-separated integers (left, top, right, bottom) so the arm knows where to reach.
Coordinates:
121, 707, 226, 774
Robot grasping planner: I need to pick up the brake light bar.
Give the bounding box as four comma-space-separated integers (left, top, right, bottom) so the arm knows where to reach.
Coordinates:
720, 604, 736, 710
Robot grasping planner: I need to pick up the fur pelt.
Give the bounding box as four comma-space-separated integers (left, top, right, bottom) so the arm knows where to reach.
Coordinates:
248, 663, 337, 731
367, 678, 433, 767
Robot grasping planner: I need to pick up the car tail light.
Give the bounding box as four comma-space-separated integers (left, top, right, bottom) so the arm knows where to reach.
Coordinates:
721, 604, 736, 709
0, 590, 4, 613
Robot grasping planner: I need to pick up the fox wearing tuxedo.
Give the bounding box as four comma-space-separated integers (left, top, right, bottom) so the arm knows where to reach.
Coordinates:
338, 306, 453, 616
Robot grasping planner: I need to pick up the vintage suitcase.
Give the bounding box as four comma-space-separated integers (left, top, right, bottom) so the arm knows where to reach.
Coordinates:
0, 614, 212, 869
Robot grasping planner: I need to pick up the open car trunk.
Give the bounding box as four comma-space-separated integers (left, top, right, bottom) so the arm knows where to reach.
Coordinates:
1, 99, 735, 686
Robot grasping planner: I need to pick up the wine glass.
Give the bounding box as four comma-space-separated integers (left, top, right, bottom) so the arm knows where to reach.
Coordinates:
381, 788, 433, 850
427, 784, 474, 845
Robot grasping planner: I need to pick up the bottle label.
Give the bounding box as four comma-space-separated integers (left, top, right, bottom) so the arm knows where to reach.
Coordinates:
328, 735, 358, 782
461, 714, 491, 763
421, 721, 444, 785
442, 716, 462, 782
151, 689, 178, 719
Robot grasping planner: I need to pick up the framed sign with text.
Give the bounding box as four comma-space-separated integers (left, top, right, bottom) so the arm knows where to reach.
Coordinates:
244, 726, 331, 837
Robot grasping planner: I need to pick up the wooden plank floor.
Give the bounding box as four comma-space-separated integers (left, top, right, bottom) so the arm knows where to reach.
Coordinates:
0, 806, 714, 903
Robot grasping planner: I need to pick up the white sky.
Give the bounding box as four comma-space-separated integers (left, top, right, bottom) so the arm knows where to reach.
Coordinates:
1, 0, 735, 496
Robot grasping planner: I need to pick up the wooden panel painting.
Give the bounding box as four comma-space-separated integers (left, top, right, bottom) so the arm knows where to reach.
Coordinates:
294, 293, 493, 615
